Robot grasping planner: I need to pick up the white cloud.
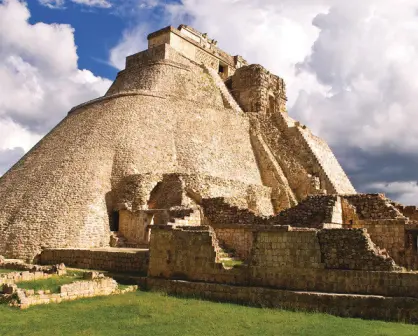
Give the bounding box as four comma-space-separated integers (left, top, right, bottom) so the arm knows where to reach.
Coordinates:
165, 0, 331, 104
39, 0, 111, 9
109, 24, 149, 69
38, 0, 65, 8
0, 0, 111, 171
293, 0, 418, 154
71, 0, 111, 8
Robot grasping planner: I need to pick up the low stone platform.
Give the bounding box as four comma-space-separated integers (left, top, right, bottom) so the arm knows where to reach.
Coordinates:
39, 248, 149, 274
145, 278, 418, 323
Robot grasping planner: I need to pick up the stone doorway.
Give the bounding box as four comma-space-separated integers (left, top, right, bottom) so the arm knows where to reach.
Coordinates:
110, 211, 119, 232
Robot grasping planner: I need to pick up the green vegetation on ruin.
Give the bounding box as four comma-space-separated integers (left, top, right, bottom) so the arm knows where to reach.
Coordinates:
0, 291, 417, 336
17, 272, 84, 293
221, 259, 245, 268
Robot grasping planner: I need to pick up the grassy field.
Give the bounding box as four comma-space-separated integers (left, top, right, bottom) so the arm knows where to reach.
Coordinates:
0, 291, 417, 336
17, 271, 84, 293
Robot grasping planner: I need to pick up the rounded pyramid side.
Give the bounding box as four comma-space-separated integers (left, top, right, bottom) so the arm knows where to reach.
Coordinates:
0, 57, 264, 259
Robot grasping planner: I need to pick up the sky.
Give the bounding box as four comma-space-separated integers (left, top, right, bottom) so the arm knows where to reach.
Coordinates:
1, 0, 418, 205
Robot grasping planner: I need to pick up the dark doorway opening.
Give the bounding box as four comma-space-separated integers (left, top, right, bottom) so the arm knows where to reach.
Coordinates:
218, 64, 225, 74
110, 211, 119, 231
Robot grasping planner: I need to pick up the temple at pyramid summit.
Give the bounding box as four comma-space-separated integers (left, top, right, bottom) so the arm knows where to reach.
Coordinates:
2, 25, 418, 321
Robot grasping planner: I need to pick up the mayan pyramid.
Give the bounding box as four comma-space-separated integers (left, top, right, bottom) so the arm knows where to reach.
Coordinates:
0, 25, 355, 259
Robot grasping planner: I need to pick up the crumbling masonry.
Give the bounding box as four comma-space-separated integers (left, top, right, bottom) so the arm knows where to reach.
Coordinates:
2, 25, 418, 322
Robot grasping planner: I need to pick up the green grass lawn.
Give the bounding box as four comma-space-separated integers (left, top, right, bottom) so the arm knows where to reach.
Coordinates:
17, 272, 84, 293
0, 291, 417, 336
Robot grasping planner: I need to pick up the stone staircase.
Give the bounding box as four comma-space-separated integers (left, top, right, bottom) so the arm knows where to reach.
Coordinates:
206, 226, 245, 269
203, 65, 243, 113
216, 243, 245, 269
169, 209, 202, 226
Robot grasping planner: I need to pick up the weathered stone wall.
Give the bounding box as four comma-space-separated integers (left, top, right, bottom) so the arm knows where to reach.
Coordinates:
39, 249, 149, 274
229, 63, 355, 202
202, 195, 340, 229
148, 226, 245, 284
148, 225, 414, 299
15, 277, 121, 309
0, 271, 51, 285
118, 210, 149, 245
396, 204, 418, 220
274, 195, 341, 228
341, 194, 404, 221
351, 219, 405, 263
250, 230, 323, 269
147, 278, 418, 323
230, 64, 287, 114
202, 197, 271, 226
317, 229, 398, 271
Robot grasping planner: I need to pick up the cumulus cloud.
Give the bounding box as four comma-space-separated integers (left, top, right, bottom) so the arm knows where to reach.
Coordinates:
107, 0, 418, 204
0, 0, 111, 172
294, 0, 418, 152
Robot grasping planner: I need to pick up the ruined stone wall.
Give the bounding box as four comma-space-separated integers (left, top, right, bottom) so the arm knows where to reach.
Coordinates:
147, 278, 418, 323
148, 225, 418, 299
399, 206, 418, 220
39, 249, 149, 274
118, 210, 149, 245
341, 194, 404, 221
274, 195, 340, 228
340, 194, 417, 269
148, 226, 244, 284
114, 173, 272, 216
202, 195, 339, 229
230, 64, 287, 114
350, 219, 405, 264
251, 230, 323, 269
202, 197, 271, 226
317, 229, 398, 271
15, 277, 121, 309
